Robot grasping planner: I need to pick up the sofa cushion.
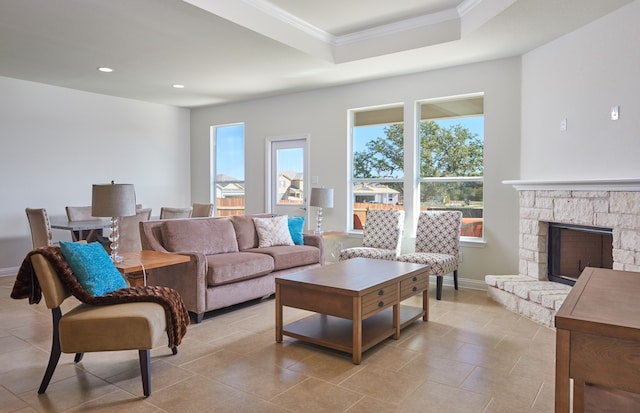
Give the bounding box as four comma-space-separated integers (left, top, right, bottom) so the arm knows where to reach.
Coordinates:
253, 216, 294, 247
206, 252, 274, 286
246, 245, 320, 271
161, 218, 239, 255
230, 214, 272, 251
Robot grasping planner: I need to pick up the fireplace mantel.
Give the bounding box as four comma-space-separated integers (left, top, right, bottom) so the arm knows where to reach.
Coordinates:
502, 178, 640, 191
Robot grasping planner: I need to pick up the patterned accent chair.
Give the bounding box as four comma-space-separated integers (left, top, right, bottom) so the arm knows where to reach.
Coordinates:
397, 211, 462, 300
339, 209, 405, 261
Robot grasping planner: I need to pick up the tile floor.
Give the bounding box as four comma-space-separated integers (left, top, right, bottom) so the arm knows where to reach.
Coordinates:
0, 275, 556, 412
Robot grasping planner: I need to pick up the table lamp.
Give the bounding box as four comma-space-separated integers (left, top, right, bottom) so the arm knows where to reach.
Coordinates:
91, 181, 136, 263
309, 187, 334, 235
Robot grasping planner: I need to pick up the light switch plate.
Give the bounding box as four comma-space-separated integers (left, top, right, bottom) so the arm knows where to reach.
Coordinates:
611, 105, 619, 120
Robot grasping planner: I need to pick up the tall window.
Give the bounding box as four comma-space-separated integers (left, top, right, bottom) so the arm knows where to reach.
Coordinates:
419, 95, 484, 239
351, 105, 404, 229
349, 95, 484, 239
211, 123, 245, 216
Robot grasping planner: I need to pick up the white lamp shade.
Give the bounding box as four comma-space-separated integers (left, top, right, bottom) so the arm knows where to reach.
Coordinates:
91, 182, 136, 217
310, 188, 334, 208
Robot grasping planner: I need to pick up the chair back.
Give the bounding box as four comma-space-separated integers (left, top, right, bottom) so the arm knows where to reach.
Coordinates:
192, 203, 213, 217
30, 253, 71, 309
65, 206, 94, 221
415, 211, 462, 258
160, 207, 192, 219
26, 208, 54, 248
362, 209, 405, 254
119, 208, 152, 253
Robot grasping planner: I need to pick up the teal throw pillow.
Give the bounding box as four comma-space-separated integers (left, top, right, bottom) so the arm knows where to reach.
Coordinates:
288, 216, 305, 245
59, 241, 127, 296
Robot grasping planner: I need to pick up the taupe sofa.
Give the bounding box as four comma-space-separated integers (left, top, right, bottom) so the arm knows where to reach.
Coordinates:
140, 214, 323, 323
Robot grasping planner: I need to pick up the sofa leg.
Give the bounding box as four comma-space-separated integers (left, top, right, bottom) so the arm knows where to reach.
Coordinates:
454, 270, 458, 290
192, 312, 204, 324
436, 277, 443, 300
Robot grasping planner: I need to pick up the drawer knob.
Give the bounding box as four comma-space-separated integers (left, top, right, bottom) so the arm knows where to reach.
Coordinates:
378, 289, 384, 296
413, 276, 418, 282
378, 301, 384, 307
412, 286, 417, 292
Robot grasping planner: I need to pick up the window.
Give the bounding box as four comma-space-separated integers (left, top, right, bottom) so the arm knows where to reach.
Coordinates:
211, 123, 245, 216
418, 95, 484, 239
351, 105, 404, 229
349, 95, 484, 239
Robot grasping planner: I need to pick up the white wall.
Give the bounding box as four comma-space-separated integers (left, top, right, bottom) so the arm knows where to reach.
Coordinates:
521, 0, 640, 180
191, 58, 522, 284
0, 76, 191, 272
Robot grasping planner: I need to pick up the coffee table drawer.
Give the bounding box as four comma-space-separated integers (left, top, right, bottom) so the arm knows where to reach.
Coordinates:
362, 284, 398, 317
401, 273, 428, 299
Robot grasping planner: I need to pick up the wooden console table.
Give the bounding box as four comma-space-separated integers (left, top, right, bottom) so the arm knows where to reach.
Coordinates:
555, 267, 640, 412
115, 250, 190, 287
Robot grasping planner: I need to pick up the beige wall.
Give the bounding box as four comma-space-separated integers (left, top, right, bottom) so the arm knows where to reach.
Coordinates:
190, 58, 522, 286
521, 0, 640, 180
0, 76, 191, 272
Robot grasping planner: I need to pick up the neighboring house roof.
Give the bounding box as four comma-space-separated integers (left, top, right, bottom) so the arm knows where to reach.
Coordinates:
353, 183, 399, 195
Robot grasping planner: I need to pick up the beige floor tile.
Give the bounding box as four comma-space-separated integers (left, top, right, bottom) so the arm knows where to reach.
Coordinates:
66, 389, 162, 412
105, 359, 194, 397
339, 365, 425, 404
344, 395, 400, 412
461, 366, 544, 407
150, 375, 283, 413
286, 350, 365, 384
398, 353, 476, 387
271, 377, 363, 413
400, 379, 491, 413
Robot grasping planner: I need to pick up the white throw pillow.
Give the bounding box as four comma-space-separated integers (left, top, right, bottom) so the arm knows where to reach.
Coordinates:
253, 215, 294, 247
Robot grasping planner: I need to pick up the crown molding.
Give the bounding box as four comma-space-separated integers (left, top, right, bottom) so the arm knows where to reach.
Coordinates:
184, 0, 488, 62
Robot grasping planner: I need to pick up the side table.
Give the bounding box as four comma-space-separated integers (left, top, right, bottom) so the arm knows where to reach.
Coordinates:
305, 231, 348, 264
115, 250, 190, 287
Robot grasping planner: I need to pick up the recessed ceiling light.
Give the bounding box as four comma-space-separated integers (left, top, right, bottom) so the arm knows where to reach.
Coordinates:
172, 84, 185, 89
97, 67, 113, 73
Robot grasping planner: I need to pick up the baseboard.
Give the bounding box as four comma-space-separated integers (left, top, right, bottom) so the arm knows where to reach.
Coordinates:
0, 266, 18, 277
428, 275, 487, 291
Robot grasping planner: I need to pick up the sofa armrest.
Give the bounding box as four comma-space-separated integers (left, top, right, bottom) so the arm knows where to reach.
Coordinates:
303, 233, 324, 265
145, 250, 208, 318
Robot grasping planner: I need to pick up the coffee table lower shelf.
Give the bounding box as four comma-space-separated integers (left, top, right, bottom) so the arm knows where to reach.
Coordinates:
281, 305, 424, 355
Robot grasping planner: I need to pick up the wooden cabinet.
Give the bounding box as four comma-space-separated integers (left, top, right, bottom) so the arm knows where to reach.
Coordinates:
555, 267, 640, 412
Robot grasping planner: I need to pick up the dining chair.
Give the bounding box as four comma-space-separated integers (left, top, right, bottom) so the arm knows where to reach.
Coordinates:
25, 208, 54, 248
28, 251, 173, 397
191, 203, 214, 217
65, 205, 101, 242
160, 207, 192, 219
397, 211, 462, 300
339, 209, 405, 261
118, 208, 152, 253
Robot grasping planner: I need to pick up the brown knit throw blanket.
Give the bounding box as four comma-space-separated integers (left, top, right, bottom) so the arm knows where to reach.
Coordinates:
11, 246, 189, 348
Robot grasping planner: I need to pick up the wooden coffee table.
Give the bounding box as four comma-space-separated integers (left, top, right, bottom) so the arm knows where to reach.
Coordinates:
275, 257, 430, 364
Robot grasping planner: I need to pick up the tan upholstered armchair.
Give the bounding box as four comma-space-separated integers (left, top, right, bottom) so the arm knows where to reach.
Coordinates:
29, 252, 176, 397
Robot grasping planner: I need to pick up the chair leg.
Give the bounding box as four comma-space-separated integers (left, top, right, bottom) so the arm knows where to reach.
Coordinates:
139, 349, 151, 397
436, 276, 443, 300
454, 270, 459, 290
172, 347, 178, 355
39, 308, 62, 394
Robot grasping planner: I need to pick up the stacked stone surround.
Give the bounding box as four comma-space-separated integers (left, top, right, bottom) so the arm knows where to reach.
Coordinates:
486, 179, 640, 328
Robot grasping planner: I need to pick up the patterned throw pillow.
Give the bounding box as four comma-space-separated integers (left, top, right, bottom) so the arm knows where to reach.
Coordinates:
288, 216, 305, 245
59, 241, 127, 296
253, 216, 294, 247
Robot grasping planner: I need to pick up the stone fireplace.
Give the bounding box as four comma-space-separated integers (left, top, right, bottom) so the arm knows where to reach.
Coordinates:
486, 179, 640, 327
